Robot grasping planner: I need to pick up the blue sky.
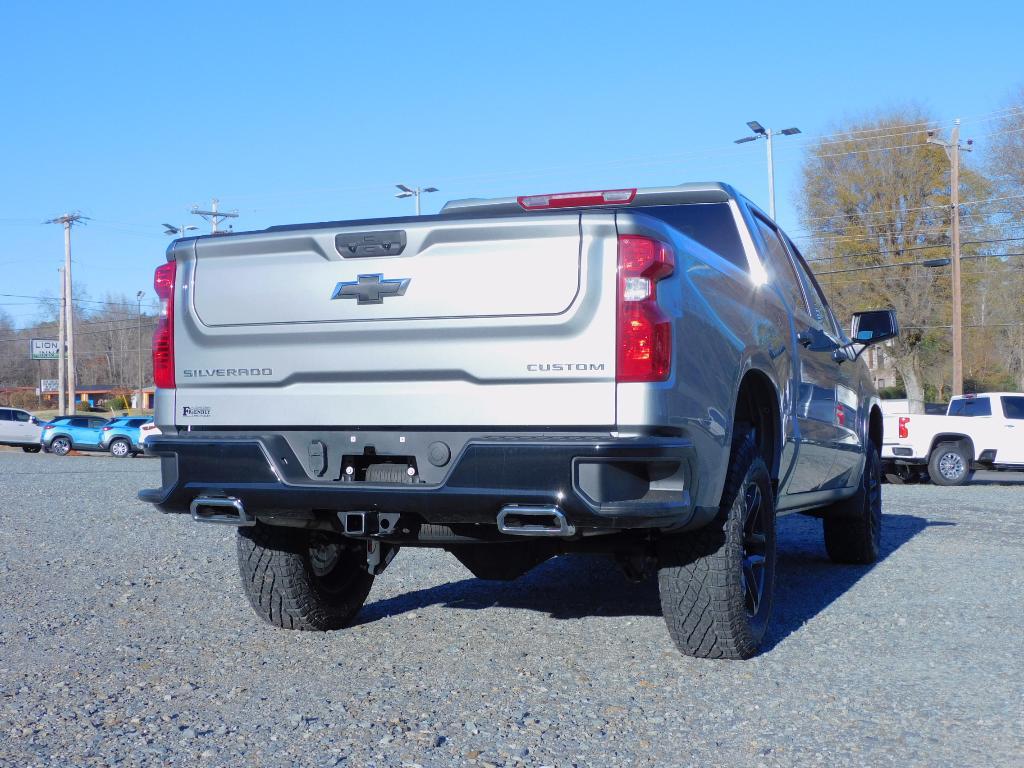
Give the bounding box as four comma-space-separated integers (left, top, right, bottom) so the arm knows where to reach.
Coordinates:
1, 1, 1021, 325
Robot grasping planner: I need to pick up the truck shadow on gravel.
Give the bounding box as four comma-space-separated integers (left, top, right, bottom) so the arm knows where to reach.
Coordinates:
355, 513, 949, 651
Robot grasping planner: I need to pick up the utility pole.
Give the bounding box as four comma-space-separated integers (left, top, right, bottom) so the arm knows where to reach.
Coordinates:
136, 291, 145, 413
928, 119, 973, 396
395, 184, 438, 215
734, 121, 801, 220
46, 213, 87, 412
57, 267, 66, 415
190, 198, 238, 233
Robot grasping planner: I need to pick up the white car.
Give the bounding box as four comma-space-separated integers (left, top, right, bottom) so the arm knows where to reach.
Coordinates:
138, 421, 162, 446
882, 392, 1024, 484
0, 407, 44, 453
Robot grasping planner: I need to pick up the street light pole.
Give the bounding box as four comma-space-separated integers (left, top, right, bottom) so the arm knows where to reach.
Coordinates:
136, 291, 144, 413
395, 184, 438, 215
735, 121, 801, 220
928, 119, 973, 396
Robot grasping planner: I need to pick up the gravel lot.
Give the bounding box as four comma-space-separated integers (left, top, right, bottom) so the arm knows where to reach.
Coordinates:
1, 450, 1022, 767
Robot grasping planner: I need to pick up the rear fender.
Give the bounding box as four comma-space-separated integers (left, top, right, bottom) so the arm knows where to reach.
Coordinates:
929, 433, 975, 461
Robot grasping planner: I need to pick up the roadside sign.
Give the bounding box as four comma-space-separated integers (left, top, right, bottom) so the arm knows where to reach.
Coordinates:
31, 339, 60, 360
40, 378, 59, 393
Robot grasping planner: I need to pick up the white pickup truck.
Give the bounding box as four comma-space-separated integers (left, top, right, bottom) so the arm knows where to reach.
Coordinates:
882, 393, 1024, 484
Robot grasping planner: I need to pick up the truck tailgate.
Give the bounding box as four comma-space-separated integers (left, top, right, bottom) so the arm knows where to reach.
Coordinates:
171, 213, 618, 427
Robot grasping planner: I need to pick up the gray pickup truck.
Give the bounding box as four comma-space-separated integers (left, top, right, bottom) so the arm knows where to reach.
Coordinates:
140, 183, 898, 659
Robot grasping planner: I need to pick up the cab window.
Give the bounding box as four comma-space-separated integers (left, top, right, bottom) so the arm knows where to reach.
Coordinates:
751, 214, 808, 315
783, 233, 840, 338
947, 397, 991, 417
1001, 396, 1024, 420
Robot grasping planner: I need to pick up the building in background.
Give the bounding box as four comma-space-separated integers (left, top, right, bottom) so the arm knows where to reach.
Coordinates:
864, 342, 898, 390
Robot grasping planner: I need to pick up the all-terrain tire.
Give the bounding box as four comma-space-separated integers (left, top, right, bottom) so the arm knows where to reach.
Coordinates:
822, 442, 882, 564
236, 524, 374, 631
657, 431, 776, 660
927, 441, 973, 486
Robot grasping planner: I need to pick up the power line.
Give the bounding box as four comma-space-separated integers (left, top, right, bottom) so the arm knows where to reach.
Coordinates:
0, 321, 156, 345
806, 236, 1024, 264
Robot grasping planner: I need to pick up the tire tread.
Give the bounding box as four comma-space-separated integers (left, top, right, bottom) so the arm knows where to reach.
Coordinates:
236, 524, 373, 632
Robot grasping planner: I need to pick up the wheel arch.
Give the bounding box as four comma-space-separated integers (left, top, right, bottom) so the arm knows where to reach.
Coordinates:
733, 368, 783, 483
868, 405, 883, 452
930, 433, 975, 460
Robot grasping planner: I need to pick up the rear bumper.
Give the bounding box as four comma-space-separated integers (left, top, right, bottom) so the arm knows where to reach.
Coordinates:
881, 444, 925, 463
139, 431, 709, 532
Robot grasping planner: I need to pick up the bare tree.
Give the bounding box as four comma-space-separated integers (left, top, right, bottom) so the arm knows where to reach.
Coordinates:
799, 108, 990, 411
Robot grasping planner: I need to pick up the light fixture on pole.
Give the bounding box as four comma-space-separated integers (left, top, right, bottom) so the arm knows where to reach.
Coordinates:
734, 121, 801, 220
395, 184, 438, 216
163, 223, 199, 238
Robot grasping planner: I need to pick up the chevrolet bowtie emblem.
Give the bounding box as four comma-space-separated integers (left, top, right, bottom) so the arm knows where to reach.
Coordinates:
331, 273, 411, 305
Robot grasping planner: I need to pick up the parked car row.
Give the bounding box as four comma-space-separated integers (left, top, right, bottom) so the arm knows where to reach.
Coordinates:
0, 408, 159, 457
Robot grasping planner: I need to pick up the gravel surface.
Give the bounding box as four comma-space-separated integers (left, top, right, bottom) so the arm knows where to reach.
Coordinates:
1, 451, 1021, 767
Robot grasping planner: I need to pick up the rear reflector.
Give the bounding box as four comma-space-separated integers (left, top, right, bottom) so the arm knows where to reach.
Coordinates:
153, 261, 176, 389
517, 188, 636, 211
898, 416, 910, 439
616, 236, 674, 383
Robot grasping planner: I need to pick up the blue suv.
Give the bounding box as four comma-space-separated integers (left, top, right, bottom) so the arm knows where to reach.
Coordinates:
41, 416, 110, 455
100, 417, 150, 457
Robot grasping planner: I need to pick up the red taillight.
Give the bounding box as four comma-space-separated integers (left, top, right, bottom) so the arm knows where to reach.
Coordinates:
153, 261, 176, 389
898, 416, 910, 439
44, 425, 54, 430
102, 426, 112, 431
517, 188, 636, 211
616, 235, 674, 383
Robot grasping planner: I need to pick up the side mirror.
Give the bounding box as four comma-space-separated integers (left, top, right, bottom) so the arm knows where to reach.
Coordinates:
850, 309, 899, 345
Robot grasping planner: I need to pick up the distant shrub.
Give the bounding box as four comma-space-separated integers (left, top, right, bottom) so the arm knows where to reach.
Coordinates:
878, 385, 906, 399
103, 395, 131, 410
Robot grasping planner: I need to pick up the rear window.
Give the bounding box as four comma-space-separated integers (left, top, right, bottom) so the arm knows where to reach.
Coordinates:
636, 203, 748, 269
947, 397, 991, 417
129, 418, 148, 427
1001, 396, 1024, 420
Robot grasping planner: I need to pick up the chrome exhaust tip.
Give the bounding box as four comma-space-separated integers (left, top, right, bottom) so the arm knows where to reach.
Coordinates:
190, 496, 255, 526
497, 505, 575, 537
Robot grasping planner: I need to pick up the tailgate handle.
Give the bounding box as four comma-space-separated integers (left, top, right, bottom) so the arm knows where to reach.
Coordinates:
336, 230, 407, 258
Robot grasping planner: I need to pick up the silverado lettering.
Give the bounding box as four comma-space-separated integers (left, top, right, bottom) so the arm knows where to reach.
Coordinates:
182, 368, 273, 377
